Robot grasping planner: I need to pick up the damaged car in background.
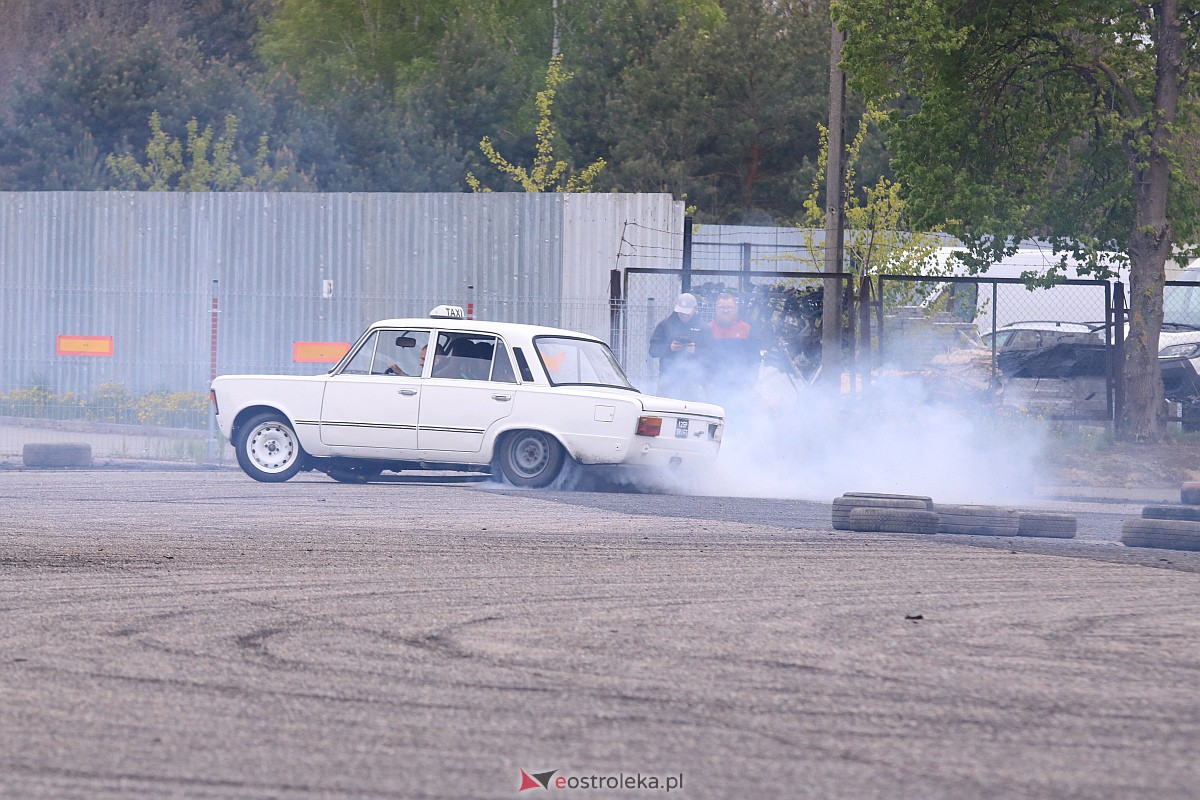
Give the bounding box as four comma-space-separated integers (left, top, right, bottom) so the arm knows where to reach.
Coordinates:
894, 317, 1112, 417
211, 306, 724, 486
987, 322, 1110, 419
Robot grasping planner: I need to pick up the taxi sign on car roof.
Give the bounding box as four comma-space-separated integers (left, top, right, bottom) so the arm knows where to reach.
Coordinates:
429, 304, 466, 319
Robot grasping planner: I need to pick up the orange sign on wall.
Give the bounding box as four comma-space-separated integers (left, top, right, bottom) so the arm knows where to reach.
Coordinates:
293, 341, 350, 363
56, 335, 114, 357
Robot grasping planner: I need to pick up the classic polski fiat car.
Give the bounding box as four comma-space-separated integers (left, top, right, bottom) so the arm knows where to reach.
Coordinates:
211, 306, 724, 486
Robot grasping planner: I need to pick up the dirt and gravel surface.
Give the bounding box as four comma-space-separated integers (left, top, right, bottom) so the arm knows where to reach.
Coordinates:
3, 471, 1200, 799
1041, 435, 1200, 488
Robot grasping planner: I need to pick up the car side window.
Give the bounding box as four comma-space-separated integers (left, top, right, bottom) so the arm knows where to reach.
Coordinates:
432, 333, 497, 381
370, 329, 428, 376
491, 341, 518, 383
340, 332, 379, 375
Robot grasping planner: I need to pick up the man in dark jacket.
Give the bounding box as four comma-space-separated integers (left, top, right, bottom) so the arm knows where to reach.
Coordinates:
648, 292, 711, 399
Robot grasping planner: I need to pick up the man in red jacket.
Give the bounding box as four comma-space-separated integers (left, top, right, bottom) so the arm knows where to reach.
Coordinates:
706, 292, 761, 409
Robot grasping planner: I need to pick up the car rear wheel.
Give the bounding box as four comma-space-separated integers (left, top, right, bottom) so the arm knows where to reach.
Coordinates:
497, 430, 565, 488
236, 412, 306, 482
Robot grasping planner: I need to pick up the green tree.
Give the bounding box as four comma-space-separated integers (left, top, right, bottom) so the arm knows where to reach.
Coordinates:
257, 0, 548, 104
107, 111, 288, 190
799, 105, 944, 306
0, 22, 336, 191
600, 0, 837, 223
554, 0, 714, 194
833, 0, 1200, 440
466, 56, 605, 192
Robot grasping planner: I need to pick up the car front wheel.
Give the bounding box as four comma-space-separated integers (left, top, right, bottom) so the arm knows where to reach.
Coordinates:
497, 430, 565, 488
236, 412, 306, 482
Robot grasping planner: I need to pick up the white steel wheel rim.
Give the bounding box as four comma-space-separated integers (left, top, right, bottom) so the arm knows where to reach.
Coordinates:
510, 433, 550, 478
248, 422, 297, 473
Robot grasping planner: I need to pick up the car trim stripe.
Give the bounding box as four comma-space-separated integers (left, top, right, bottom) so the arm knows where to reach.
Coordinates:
417, 425, 484, 434
311, 421, 485, 435
318, 421, 417, 431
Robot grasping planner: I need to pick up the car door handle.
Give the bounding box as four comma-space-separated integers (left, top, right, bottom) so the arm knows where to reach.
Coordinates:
399, 388, 418, 396
492, 394, 512, 401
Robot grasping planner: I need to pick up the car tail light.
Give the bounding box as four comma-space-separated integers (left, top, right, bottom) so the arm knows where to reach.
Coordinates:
636, 416, 663, 437
210, 389, 219, 414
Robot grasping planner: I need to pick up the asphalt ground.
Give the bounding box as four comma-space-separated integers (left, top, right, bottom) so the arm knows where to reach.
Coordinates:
2, 471, 1200, 799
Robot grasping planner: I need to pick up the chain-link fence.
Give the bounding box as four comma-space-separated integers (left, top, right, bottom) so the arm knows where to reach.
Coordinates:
9, 263, 1199, 465
876, 274, 1117, 420
619, 267, 860, 394
0, 286, 618, 464
619, 267, 1128, 421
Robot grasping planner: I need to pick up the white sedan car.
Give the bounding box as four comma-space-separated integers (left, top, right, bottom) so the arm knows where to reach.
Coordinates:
211, 307, 724, 487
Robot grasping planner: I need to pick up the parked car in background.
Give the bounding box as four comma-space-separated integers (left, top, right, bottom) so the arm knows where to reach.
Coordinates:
979, 320, 1105, 351
211, 306, 724, 486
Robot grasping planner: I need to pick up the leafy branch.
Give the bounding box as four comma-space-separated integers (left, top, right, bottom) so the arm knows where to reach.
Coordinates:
466, 55, 606, 193
107, 112, 288, 191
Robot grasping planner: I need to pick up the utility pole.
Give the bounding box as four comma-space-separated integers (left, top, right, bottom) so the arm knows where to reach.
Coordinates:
552, 0, 560, 58
821, 22, 848, 387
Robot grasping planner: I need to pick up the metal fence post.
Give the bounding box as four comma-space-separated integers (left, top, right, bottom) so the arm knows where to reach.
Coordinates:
609, 268, 623, 361
681, 217, 693, 293
645, 296, 657, 393
207, 279, 219, 462
1113, 281, 1126, 434
990, 282, 998, 386
858, 276, 871, 388
740, 242, 752, 295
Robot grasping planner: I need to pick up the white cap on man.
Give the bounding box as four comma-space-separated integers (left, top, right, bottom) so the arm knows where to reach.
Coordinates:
674, 293, 698, 314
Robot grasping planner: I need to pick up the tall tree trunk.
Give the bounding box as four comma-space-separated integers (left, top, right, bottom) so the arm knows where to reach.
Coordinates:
1119, 0, 1181, 441
1123, 222, 1170, 441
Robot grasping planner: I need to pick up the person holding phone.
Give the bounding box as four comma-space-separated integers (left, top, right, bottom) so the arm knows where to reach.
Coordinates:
648, 292, 711, 400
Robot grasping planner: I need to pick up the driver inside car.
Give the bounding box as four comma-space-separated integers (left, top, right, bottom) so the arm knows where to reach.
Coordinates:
384, 345, 426, 376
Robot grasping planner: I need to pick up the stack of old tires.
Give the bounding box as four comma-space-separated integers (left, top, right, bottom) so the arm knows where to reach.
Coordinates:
1120, 482, 1200, 551
832, 493, 939, 534
833, 493, 1077, 539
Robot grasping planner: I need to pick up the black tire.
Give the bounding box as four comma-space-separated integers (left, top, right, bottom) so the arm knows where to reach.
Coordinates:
848, 507, 939, 534
235, 412, 306, 483
1122, 518, 1200, 551
936, 522, 1020, 537
22, 442, 92, 468
842, 492, 935, 511
934, 504, 1019, 536
497, 430, 565, 488
1177, 482, 1200, 505
832, 496, 928, 530
1017, 512, 1077, 539
1142, 505, 1200, 522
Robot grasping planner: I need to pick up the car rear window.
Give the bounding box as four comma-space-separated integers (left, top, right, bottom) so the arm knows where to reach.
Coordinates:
534, 336, 635, 389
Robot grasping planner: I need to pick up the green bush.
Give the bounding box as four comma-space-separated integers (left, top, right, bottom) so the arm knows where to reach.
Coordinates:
0, 382, 209, 430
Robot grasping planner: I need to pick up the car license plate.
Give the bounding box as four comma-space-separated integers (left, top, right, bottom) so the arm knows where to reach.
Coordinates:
675, 418, 689, 438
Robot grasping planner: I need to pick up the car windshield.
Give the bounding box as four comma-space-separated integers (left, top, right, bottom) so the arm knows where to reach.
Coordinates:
1165, 268, 1200, 328
534, 336, 635, 389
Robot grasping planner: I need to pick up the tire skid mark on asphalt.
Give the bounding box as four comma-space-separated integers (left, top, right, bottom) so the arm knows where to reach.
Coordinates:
0, 761, 405, 799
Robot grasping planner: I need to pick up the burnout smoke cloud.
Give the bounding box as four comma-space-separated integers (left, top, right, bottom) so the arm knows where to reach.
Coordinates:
692, 371, 1047, 504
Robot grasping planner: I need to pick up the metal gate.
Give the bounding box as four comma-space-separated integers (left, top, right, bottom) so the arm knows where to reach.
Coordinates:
615, 267, 861, 396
